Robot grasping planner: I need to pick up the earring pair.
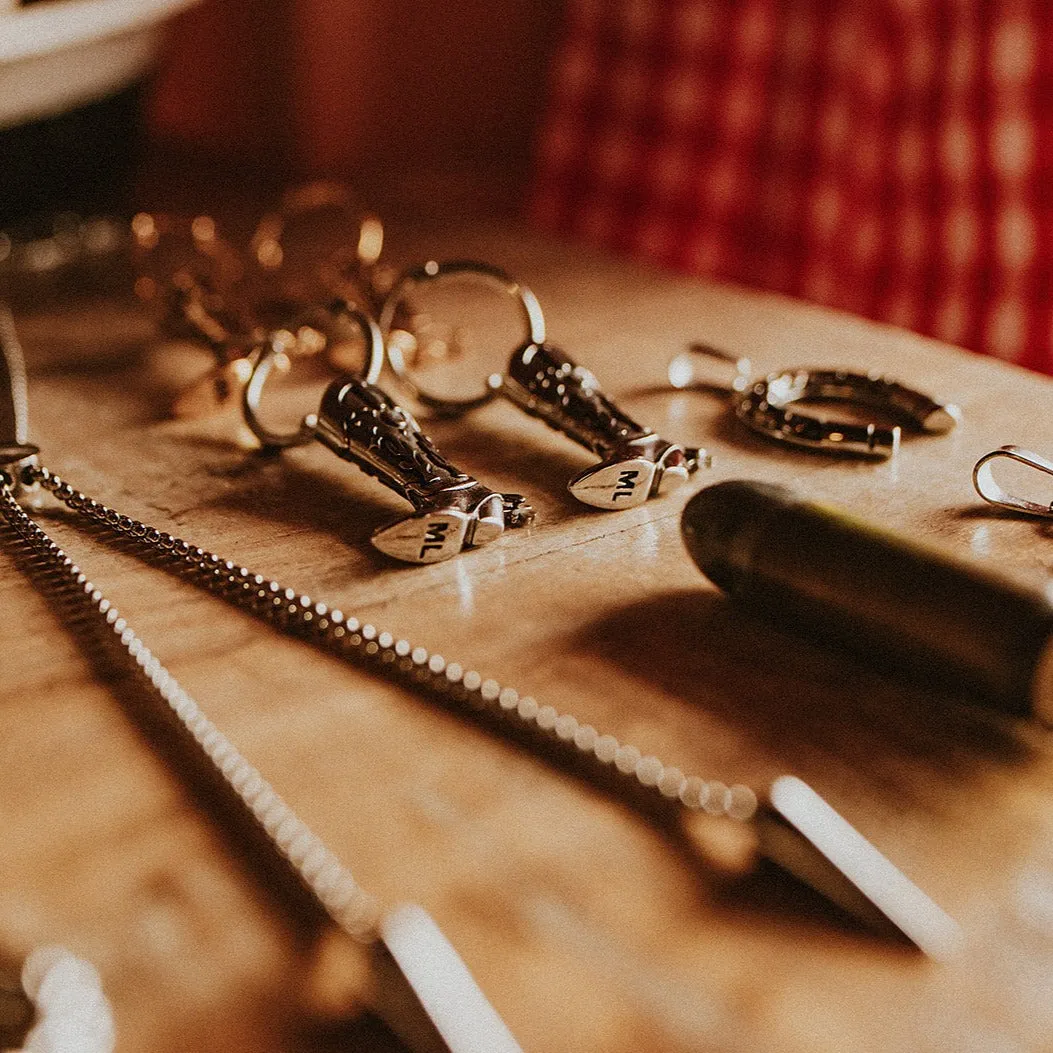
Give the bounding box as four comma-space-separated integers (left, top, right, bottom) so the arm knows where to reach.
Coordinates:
243, 259, 710, 563
378, 260, 708, 509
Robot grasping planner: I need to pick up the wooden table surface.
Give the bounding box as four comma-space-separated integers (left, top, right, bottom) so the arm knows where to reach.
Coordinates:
4, 212, 1053, 1053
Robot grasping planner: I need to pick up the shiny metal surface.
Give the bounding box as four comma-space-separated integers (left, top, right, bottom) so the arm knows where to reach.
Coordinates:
670, 343, 961, 458
245, 315, 533, 565
379, 258, 546, 415
973, 445, 1053, 517
381, 260, 706, 506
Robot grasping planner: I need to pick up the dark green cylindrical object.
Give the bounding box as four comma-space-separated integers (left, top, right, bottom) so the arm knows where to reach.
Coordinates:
682, 480, 1053, 718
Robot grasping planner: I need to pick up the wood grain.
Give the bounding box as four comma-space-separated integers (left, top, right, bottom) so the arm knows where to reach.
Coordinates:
4, 216, 1053, 1053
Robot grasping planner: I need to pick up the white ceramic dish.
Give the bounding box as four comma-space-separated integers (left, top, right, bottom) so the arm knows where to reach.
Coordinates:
0, 0, 199, 130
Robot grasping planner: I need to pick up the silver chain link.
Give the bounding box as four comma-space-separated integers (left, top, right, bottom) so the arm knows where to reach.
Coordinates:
0, 476, 383, 943
2, 462, 758, 835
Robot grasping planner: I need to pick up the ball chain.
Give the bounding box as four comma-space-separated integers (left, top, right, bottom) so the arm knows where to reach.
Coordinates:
17, 464, 758, 823
0, 475, 382, 943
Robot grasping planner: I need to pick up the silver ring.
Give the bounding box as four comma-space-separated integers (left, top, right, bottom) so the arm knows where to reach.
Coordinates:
377, 259, 546, 415
243, 308, 384, 449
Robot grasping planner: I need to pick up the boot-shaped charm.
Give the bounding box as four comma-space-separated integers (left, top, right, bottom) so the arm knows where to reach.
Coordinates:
498, 340, 704, 508
243, 313, 533, 565
380, 260, 707, 510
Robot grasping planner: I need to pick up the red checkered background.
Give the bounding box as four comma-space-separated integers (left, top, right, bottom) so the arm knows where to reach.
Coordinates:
530, 0, 1053, 371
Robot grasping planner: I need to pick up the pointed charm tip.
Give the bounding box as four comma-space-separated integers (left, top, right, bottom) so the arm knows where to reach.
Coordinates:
758, 776, 963, 960
371, 511, 472, 564
568, 458, 656, 509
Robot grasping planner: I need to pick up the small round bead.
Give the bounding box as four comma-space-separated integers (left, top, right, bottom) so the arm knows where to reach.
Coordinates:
330, 610, 344, 624
105, 608, 119, 625
314, 602, 328, 617
703, 780, 730, 815
96, 595, 108, 611
362, 624, 377, 641
378, 631, 394, 649
412, 646, 429, 666
364, 641, 379, 656
395, 639, 411, 657
536, 705, 558, 730
727, 784, 759, 820
445, 662, 463, 683
283, 587, 296, 601
428, 654, 446, 674
462, 670, 482, 692
480, 679, 501, 702
573, 724, 597, 751
300, 844, 330, 881
516, 696, 539, 721
635, 755, 664, 787
594, 735, 619, 764
112, 617, 127, 634
679, 776, 705, 809
498, 688, 519, 711
345, 616, 360, 632
554, 714, 578, 741
287, 830, 316, 865
658, 767, 686, 799
275, 815, 301, 849
614, 744, 642, 774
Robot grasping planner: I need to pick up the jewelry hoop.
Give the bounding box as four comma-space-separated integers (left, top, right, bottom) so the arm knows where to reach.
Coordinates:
378, 259, 546, 416
973, 445, 1053, 517
243, 307, 384, 449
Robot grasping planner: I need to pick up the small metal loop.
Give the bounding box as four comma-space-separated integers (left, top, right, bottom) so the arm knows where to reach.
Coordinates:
242, 309, 384, 449
973, 445, 1053, 517
667, 342, 752, 395
333, 300, 386, 385
378, 259, 546, 416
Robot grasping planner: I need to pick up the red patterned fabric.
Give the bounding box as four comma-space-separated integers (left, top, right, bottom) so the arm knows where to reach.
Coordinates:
530, 0, 1053, 371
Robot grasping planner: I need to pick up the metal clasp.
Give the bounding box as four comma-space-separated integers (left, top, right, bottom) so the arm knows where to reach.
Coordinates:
973, 445, 1053, 517
0, 305, 39, 496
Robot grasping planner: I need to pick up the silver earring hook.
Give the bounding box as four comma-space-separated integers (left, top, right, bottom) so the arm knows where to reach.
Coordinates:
667, 342, 752, 395
973, 445, 1053, 517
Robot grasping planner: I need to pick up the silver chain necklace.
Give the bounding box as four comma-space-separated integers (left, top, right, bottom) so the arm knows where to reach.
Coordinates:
0, 306, 962, 1036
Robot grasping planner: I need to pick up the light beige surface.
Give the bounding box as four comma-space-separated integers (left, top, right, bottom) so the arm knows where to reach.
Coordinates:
4, 219, 1053, 1052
